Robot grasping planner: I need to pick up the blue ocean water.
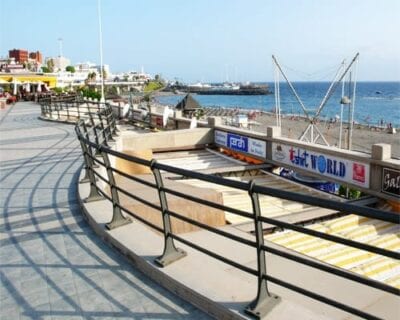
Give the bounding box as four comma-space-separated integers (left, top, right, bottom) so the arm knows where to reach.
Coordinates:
156, 82, 400, 127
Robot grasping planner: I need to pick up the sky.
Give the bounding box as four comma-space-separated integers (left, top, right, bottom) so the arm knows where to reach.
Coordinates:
1, 0, 399, 82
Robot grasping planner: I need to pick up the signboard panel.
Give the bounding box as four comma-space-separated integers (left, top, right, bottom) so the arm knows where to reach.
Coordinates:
382, 168, 400, 196
248, 137, 266, 158
227, 133, 248, 153
214, 130, 266, 159
215, 130, 227, 147
272, 143, 370, 188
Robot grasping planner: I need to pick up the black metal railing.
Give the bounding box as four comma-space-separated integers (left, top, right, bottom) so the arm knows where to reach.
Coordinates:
41, 100, 399, 319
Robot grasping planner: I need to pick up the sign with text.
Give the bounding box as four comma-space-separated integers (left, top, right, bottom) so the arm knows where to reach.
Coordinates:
214, 130, 266, 158
382, 168, 400, 197
272, 143, 370, 188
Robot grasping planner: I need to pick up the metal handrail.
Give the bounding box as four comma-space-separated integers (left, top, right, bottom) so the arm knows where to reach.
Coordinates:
43, 100, 399, 319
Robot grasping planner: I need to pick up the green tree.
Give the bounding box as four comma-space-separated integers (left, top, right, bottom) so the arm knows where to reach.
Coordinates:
143, 80, 164, 93
85, 72, 97, 84
339, 185, 362, 199
46, 59, 55, 72
66, 65, 75, 73
41, 66, 51, 73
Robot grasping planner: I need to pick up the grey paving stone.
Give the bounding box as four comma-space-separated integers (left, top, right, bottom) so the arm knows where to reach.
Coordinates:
0, 102, 211, 320
0, 306, 21, 320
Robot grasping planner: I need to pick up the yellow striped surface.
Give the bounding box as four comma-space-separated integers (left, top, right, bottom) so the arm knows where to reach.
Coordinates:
266, 214, 400, 289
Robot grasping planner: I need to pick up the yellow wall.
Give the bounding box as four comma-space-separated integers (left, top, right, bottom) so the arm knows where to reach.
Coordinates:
0, 74, 57, 88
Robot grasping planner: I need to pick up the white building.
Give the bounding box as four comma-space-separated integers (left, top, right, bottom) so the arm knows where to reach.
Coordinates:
54, 71, 88, 88
46, 56, 71, 72
75, 61, 97, 73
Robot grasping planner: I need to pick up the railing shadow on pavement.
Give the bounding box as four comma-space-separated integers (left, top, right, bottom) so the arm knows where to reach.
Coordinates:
1, 101, 207, 319
39, 98, 400, 320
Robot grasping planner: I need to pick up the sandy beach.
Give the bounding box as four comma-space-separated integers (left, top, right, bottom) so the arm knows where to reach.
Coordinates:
253, 112, 400, 158
192, 105, 399, 158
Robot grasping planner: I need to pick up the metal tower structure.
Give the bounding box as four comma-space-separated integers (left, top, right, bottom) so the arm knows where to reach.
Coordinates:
272, 53, 359, 146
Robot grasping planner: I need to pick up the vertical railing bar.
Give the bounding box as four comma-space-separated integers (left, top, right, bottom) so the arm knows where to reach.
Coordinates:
101, 147, 131, 230
245, 180, 280, 319
89, 116, 102, 156
98, 112, 109, 146
76, 123, 103, 202
150, 160, 187, 267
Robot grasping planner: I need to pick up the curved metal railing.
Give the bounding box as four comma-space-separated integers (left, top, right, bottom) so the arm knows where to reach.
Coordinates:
41, 100, 399, 319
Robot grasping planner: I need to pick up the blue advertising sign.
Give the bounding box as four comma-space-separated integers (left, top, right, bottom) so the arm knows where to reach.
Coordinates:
227, 133, 248, 153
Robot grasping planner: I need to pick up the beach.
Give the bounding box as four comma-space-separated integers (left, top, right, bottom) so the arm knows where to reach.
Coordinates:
188, 105, 399, 158
253, 112, 400, 158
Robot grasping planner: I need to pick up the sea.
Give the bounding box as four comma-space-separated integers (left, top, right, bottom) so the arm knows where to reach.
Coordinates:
155, 82, 400, 127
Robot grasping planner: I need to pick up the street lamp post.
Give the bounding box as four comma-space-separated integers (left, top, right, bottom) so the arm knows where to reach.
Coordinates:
97, 0, 105, 103
57, 38, 63, 57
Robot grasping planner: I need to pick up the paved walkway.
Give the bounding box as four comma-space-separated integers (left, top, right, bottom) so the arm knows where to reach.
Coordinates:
0, 102, 210, 320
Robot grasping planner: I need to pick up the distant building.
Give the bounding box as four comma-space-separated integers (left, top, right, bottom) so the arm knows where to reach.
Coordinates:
94, 64, 110, 78
75, 61, 97, 72
54, 70, 88, 88
29, 51, 42, 64
9, 49, 28, 63
46, 56, 71, 72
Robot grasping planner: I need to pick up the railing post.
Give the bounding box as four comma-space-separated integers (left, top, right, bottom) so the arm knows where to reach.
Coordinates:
82, 121, 99, 169
76, 124, 103, 202
89, 116, 102, 156
98, 112, 110, 146
78, 121, 91, 183
103, 108, 115, 142
77, 102, 81, 119
107, 104, 119, 135
245, 180, 280, 319
49, 103, 53, 119
57, 102, 60, 119
101, 147, 131, 230
66, 103, 70, 121
150, 160, 187, 267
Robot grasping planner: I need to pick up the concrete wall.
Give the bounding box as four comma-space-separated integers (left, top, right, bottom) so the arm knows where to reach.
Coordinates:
119, 127, 214, 152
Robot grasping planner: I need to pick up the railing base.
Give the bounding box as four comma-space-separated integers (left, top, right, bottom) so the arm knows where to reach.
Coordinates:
245, 293, 281, 319
84, 194, 104, 203
106, 217, 132, 230
79, 177, 90, 184
155, 248, 187, 267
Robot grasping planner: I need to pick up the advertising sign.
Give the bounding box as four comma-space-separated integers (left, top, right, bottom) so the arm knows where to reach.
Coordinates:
272, 143, 370, 188
382, 168, 400, 196
227, 133, 248, 153
248, 138, 266, 158
214, 130, 266, 158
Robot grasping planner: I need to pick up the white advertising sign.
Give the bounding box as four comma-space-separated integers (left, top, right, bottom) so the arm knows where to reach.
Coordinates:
248, 138, 266, 158
272, 143, 370, 188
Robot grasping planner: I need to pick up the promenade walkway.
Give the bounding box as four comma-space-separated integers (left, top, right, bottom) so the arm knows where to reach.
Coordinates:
0, 102, 210, 320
